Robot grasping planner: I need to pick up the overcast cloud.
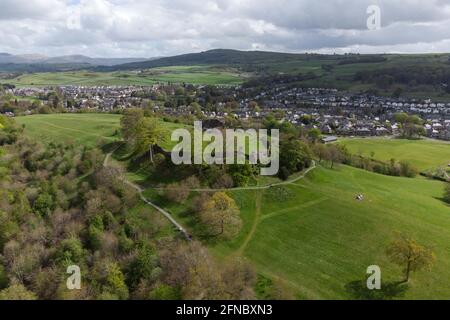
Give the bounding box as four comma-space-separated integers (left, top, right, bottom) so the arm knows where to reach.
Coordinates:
1, 0, 450, 57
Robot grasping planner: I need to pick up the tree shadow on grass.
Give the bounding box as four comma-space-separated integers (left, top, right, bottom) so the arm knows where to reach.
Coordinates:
345, 279, 409, 300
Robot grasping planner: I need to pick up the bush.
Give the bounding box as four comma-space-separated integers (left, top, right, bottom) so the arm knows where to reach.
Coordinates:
278, 167, 291, 181
150, 284, 181, 300
0, 284, 37, 300
444, 184, 450, 204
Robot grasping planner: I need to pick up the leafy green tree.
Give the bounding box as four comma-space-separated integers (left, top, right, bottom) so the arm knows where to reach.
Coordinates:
399, 161, 418, 178
33, 193, 54, 217
394, 113, 425, 139
386, 233, 436, 282
279, 139, 312, 175
325, 144, 345, 169
0, 264, 8, 289
199, 192, 242, 239
307, 128, 322, 143
443, 184, 450, 204
127, 245, 159, 288
103, 262, 129, 300
55, 237, 86, 267
149, 284, 181, 300
229, 163, 257, 187
120, 108, 144, 144
0, 284, 37, 300
135, 117, 167, 162
312, 143, 329, 163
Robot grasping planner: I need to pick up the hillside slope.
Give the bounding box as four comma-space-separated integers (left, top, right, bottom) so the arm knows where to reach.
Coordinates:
92, 49, 340, 71
212, 165, 450, 299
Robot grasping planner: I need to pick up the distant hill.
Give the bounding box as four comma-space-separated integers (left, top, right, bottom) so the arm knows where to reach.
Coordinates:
43, 55, 151, 66
0, 63, 92, 72
92, 49, 341, 72
94, 49, 386, 71
0, 53, 152, 72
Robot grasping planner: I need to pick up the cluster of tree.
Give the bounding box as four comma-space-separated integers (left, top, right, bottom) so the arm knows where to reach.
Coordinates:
312, 143, 347, 169
0, 118, 255, 300
312, 143, 418, 178
394, 113, 425, 139
0, 92, 64, 116
0, 114, 22, 144
444, 184, 450, 205
348, 155, 418, 178
354, 66, 450, 92
337, 55, 387, 65
242, 72, 318, 89
121, 109, 263, 188
422, 167, 450, 183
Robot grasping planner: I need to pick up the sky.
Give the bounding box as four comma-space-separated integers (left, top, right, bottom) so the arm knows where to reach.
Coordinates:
1, 0, 450, 58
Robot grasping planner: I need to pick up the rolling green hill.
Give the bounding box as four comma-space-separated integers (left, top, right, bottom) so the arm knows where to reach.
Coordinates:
4, 49, 450, 98
213, 165, 450, 299
1, 66, 245, 87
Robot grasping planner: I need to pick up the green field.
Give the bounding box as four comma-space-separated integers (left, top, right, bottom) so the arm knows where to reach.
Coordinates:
15, 113, 188, 149
0, 65, 245, 87
15, 113, 122, 147
209, 165, 450, 299
341, 137, 450, 171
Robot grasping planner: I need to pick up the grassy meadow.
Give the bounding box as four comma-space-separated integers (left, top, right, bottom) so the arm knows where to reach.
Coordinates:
15, 113, 122, 147
212, 165, 450, 299
15, 113, 190, 149
0, 65, 245, 87
340, 137, 450, 171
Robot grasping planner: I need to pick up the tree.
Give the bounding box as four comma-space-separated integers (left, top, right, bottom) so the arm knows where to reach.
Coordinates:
279, 139, 312, 176
127, 245, 159, 289
102, 262, 129, 300
386, 233, 436, 282
149, 284, 181, 300
135, 117, 167, 162
33, 193, 54, 217
164, 183, 190, 204
307, 128, 321, 143
158, 240, 255, 299
443, 184, 450, 204
325, 144, 345, 169
394, 113, 424, 139
392, 87, 403, 98
199, 192, 242, 239
399, 161, 418, 178
120, 108, 144, 144
312, 143, 329, 163
0, 284, 37, 300
248, 101, 260, 112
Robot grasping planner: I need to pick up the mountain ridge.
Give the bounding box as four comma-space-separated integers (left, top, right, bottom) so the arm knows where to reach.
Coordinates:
0, 53, 150, 67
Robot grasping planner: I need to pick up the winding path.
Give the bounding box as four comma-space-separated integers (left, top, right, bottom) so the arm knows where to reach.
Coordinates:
150, 160, 317, 193
103, 151, 191, 240
104, 149, 317, 243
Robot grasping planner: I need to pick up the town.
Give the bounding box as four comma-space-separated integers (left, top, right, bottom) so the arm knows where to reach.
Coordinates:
2, 82, 450, 141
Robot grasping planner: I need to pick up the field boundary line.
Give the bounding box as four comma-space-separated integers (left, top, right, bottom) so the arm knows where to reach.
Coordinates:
260, 197, 328, 222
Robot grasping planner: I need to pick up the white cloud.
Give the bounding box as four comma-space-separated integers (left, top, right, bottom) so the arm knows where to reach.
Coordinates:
0, 0, 450, 57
